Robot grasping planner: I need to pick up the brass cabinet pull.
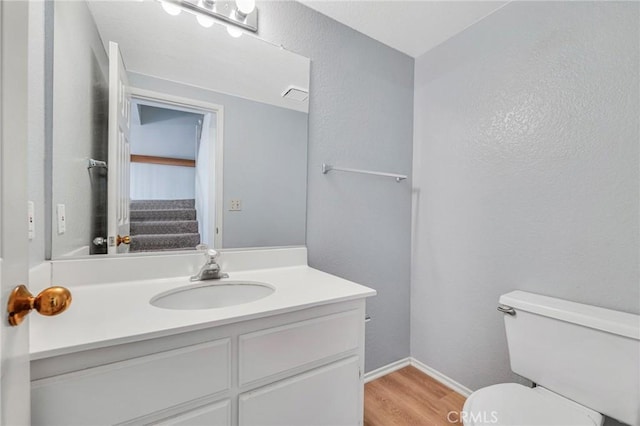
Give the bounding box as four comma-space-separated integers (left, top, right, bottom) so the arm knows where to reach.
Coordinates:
117, 235, 131, 246
7, 285, 72, 326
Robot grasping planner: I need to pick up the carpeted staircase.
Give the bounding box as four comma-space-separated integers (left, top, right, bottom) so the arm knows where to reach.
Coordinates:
129, 199, 200, 252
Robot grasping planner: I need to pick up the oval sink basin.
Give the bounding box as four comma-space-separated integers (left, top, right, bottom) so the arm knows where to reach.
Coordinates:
150, 281, 275, 310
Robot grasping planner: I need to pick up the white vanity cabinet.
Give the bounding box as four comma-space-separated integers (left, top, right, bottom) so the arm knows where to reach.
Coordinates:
30, 300, 366, 426
152, 400, 232, 426
239, 357, 361, 426
31, 340, 232, 425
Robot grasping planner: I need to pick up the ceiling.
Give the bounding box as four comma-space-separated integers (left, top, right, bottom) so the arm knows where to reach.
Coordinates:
298, 1, 509, 58
88, 1, 310, 112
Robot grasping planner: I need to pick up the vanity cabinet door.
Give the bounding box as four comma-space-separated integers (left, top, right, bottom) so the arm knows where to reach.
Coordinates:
239, 309, 361, 386
31, 340, 230, 426
239, 357, 361, 426
152, 399, 231, 426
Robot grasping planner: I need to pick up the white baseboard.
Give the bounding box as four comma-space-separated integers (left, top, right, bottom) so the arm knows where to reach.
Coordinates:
364, 357, 473, 397
364, 358, 411, 383
410, 358, 473, 397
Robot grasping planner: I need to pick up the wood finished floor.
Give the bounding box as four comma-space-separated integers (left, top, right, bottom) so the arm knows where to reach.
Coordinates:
364, 366, 467, 426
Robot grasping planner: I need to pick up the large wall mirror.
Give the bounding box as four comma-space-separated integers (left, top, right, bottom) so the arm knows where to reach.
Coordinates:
48, 0, 310, 258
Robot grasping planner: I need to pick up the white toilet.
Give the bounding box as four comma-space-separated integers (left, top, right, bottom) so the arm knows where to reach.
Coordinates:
462, 291, 640, 426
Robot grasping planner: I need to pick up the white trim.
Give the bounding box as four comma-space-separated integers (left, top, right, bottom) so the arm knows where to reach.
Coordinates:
364, 358, 410, 383
1, 1, 31, 421
364, 357, 473, 397
214, 106, 224, 249
128, 87, 224, 249
130, 88, 224, 115
410, 358, 473, 396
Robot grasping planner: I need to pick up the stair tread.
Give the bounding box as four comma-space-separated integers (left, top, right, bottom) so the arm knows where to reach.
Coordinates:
131, 199, 195, 208
129, 200, 199, 252
130, 232, 200, 252
130, 220, 198, 224
130, 209, 196, 221
130, 221, 197, 233
133, 233, 200, 238
131, 208, 196, 212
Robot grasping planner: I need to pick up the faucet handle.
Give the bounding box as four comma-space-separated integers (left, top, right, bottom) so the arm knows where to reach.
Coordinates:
195, 244, 219, 260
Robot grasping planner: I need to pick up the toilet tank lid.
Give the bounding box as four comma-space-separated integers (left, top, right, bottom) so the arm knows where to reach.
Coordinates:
499, 291, 640, 340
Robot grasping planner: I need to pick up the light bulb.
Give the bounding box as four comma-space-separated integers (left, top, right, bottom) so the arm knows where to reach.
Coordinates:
196, 14, 214, 28
235, 0, 255, 15
226, 25, 243, 38
161, 1, 182, 16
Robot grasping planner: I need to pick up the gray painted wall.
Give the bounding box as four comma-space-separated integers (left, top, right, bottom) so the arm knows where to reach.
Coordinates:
28, 1, 46, 267
411, 3, 639, 422
257, 1, 414, 372
130, 106, 200, 159
129, 106, 200, 200
31, 0, 415, 373
129, 73, 308, 249
51, 0, 109, 258
130, 164, 196, 200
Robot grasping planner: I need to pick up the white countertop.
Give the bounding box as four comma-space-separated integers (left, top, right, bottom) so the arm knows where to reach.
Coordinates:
30, 266, 376, 360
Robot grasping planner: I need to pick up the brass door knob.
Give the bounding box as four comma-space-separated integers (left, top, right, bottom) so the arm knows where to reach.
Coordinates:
7, 285, 72, 326
117, 235, 131, 246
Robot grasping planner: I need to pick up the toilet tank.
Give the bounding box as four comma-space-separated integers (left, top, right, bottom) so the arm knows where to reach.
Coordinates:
499, 291, 640, 426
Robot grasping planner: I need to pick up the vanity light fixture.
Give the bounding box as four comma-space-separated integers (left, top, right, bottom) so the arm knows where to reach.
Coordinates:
195, 0, 216, 28
226, 25, 243, 38
235, 0, 256, 15
196, 14, 215, 28
159, 0, 258, 33
161, 1, 182, 16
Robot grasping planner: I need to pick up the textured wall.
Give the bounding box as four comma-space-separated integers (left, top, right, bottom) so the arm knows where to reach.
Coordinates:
411, 1, 639, 413
33, 0, 416, 372
257, 1, 414, 371
27, 1, 54, 264
27, 1, 46, 267
50, 0, 109, 258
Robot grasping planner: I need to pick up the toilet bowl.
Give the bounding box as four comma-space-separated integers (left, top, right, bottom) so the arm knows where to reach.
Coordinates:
462, 383, 602, 426
461, 291, 640, 426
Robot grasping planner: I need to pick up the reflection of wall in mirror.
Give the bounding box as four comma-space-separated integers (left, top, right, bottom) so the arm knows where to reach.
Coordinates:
48, 0, 309, 255
129, 73, 308, 249
52, 0, 108, 257
28, 1, 48, 267
129, 102, 201, 200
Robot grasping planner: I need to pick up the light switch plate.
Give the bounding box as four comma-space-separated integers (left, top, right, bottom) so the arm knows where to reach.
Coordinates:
28, 201, 35, 240
57, 204, 66, 234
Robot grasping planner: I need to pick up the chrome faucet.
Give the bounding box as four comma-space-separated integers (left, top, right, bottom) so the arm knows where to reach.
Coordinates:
191, 247, 229, 281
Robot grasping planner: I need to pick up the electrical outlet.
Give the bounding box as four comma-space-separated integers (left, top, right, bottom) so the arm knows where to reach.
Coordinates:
230, 199, 242, 211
